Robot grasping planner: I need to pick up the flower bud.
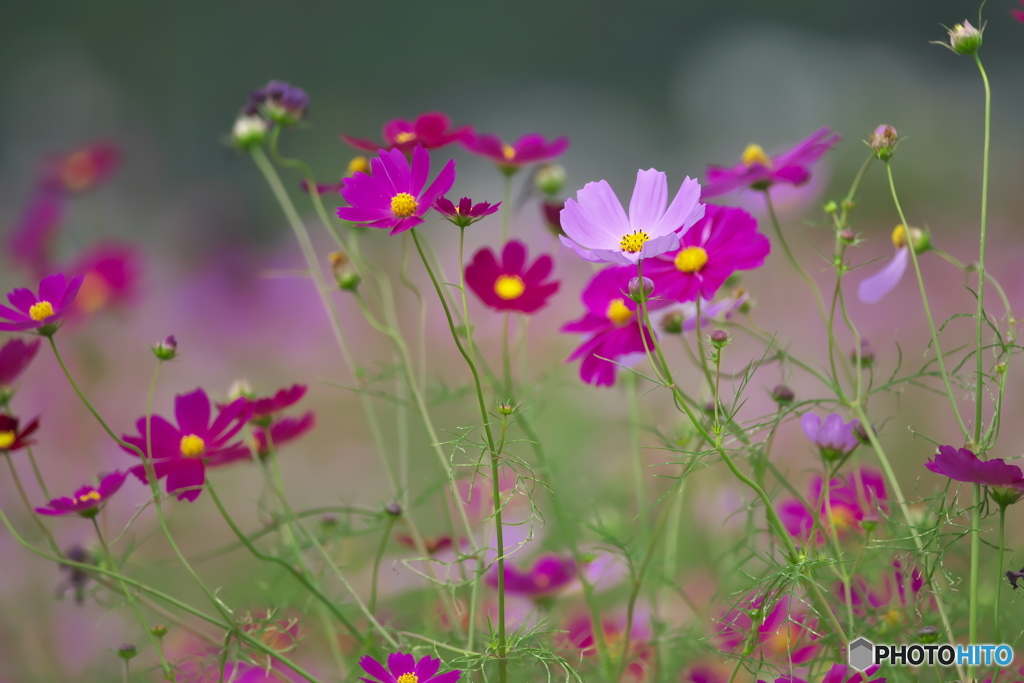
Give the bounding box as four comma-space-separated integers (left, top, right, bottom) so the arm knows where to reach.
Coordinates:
852, 338, 874, 367
497, 402, 515, 416
248, 81, 310, 126
916, 626, 941, 644
839, 229, 856, 245
542, 200, 565, 237
150, 624, 168, 638
320, 514, 338, 528
384, 502, 403, 518
660, 310, 684, 335
347, 156, 370, 177
891, 225, 930, 255
115, 643, 138, 661
860, 517, 878, 533
227, 379, 254, 402
231, 114, 269, 150
869, 124, 899, 160
771, 384, 795, 404
535, 163, 567, 197
823, 200, 838, 214
709, 330, 729, 348
628, 276, 654, 301
329, 252, 361, 291
946, 21, 982, 55
152, 335, 178, 361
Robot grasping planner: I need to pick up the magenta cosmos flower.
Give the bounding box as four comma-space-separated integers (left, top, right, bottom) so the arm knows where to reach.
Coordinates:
0, 273, 84, 333
122, 388, 253, 502
358, 652, 461, 683
926, 445, 1024, 506
486, 553, 576, 598
836, 558, 925, 627
39, 141, 121, 194
65, 243, 141, 318
717, 594, 820, 666
559, 169, 704, 265
702, 127, 840, 197
462, 132, 568, 172
857, 225, 930, 303
253, 412, 316, 458
1014, 1, 1024, 23
0, 413, 40, 452
35, 471, 127, 517
562, 265, 669, 387
561, 615, 654, 683
465, 240, 559, 314
434, 196, 500, 228
779, 468, 887, 542
247, 384, 307, 422
800, 412, 860, 462
8, 189, 65, 275
337, 146, 455, 234
0, 338, 41, 389
342, 112, 470, 153
641, 204, 769, 303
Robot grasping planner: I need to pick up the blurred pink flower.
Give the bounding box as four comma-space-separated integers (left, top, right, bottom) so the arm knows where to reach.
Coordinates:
64, 243, 142, 318
800, 413, 860, 462
35, 471, 127, 517
39, 141, 121, 194
925, 445, 1024, 506
7, 189, 65, 275
560, 614, 655, 683
434, 196, 500, 228
716, 593, 820, 666
462, 132, 568, 172
342, 112, 470, 153
702, 127, 839, 197
247, 384, 307, 422
253, 412, 316, 458
0, 413, 40, 453
0, 338, 41, 388
779, 467, 888, 542
486, 552, 576, 598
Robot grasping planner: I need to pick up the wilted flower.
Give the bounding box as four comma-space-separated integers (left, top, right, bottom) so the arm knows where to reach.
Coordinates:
253, 412, 316, 458
857, 225, 930, 303
559, 169, 704, 265
462, 132, 568, 173
702, 127, 840, 197
925, 445, 1024, 507
465, 240, 559, 314
246, 80, 309, 125
35, 471, 128, 518
0, 413, 40, 452
801, 413, 860, 462
486, 553, 576, 598
434, 196, 501, 228
868, 124, 899, 160
121, 388, 253, 502
337, 146, 455, 234
358, 652, 462, 683
0, 273, 84, 334
342, 112, 470, 153
0, 338, 41, 389
641, 204, 769, 303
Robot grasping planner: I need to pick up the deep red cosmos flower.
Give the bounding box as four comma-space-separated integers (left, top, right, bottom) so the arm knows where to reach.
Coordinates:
926, 445, 1024, 506
35, 471, 127, 517
253, 412, 316, 458
434, 196, 500, 228
246, 384, 307, 422
0, 273, 84, 333
0, 413, 40, 452
342, 112, 470, 154
702, 127, 840, 197
462, 132, 568, 172
464, 240, 559, 314
485, 553, 576, 598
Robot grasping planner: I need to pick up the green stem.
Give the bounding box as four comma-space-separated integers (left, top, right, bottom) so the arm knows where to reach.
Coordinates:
995, 504, 1005, 643
369, 516, 396, 615
626, 373, 649, 538
24, 446, 50, 500
973, 52, 992, 446
501, 174, 512, 242
764, 191, 827, 324
3, 453, 58, 552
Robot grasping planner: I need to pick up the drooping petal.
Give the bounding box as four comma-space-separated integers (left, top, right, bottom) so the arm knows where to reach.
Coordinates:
857, 247, 909, 304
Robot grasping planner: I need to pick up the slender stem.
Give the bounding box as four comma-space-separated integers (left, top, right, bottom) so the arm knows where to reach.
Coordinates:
24, 446, 50, 500
626, 373, 649, 543
3, 453, 58, 552
973, 52, 992, 446
501, 174, 512, 242
764, 191, 827, 324
369, 516, 396, 615
969, 484, 980, 673
996, 504, 1006, 643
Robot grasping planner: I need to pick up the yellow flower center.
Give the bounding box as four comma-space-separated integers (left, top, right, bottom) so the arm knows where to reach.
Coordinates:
606, 298, 634, 326
393, 132, 416, 144
179, 434, 206, 458
502, 144, 516, 161
829, 506, 856, 530
766, 624, 796, 655
75, 490, 102, 504
29, 300, 55, 321
885, 608, 902, 626
674, 246, 709, 273
891, 224, 908, 249
620, 231, 650, 254
0, 431, 15, 449
391, 192, 418, 218
347, 156, 370, 176
741, 143, 772, 168
494, 275, 526, 300
396, 675, 419, 683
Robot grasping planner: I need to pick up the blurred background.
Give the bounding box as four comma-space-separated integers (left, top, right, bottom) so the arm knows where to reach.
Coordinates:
1, 1, 1023, 680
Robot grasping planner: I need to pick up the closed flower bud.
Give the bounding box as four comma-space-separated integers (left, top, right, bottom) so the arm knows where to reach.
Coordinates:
660, 310, 684, 335
916, 626, 941, 644
891, 224, 930, 254
231, 114, 268, 150
542, 200, 565, 237
152, 335, 178, 361
946, 21, 983, 55
710, 330, 729, 348
852, 338, 874, 367
628, 276, 654, 301
497, 402, 515, 416
115, 643, 138, 661
384, 502, 403, 518
771, 384, 795, 404
150, 624, 168, 638
535, 163, 567, 197
329, 252, 360, 291
227, 379, 254, 402
869, 124, 899, 160
839, 229, 856, 244
823, 200, 838, 214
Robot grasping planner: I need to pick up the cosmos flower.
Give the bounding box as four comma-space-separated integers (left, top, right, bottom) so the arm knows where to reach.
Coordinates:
1014, 1, 1024, 24
779, 468, 888, 542
837, 558, 925, 628
434, 196, 501, 228
800, 413, 860, 462
716, 594, 821, 666
464, 240, 559, 314
64, 243, 141, 318
486, 553, 576, 598
0, 273, 84, 333
35, 471, 127, 517
39, 141, 121, 194
300, 157, 372, 195
925, 445, 1024, 506
562, 265, 670, 387
342, 112, 470, 154
7, 189, 65, 275
337, 146, 455, 234
0, 338, 41, 389
559, 169, 704, 265
246, 80, 309, 125
0, 413, 40, 452
246, 384, 307, 422
121, 388, 253, 502
358, 652, 462, 683
253, 412, 316, 458
857, 225, 930, 303
560, 615, 655, 683
641, 204, 769, 303
702, 127, 840, 197
461, 132, 568, 172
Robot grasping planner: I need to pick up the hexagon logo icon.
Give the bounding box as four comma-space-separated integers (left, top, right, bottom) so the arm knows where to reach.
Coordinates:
849, 637, 875, 671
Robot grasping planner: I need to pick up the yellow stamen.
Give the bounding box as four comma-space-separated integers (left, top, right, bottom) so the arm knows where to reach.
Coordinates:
76, 491, 102, 504
502, 144, 516, 161
347, 156, 370, 176
179, 434, 206, 458
619, 231, 650, 254
29, 300, 54, 321
891, 224, 908, 249
674, 246, 709, 273
396, 675, 419, 683
606, 298, 634, 326
494, 275, 526, 300
0, 431, 15, 449
741, 143, 772, 168
885, 608, 902, 626
391, 192, 418, 218
830, 506, 856, 530
393, 132, 416, 144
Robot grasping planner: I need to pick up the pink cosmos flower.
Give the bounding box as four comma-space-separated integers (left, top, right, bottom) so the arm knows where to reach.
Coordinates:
64, 243, 141, 318
779, 468, 887, 542
35, 471, 127, 517
342, 112, 470, 154
0, 273, 84, 333
562, 265, 670, 387
560, 615, 655, 683
702, 127, 840, 197
758, 664, 886, 683
1014, 1, 1024, 23
7, 189, 64, 275
486, 553, 576, 598
857, 226, 930, 304
559, 169, 704, 265
465, 240, 559, 314
247, 384, 307, 422
641, 204, 769, 303
358, 652, 461, 683
253, 412, 316, 458
716, 594, 820, 666
837, 558, 925, 627
926, 445, 1024, 506
0, 338, 41, 388
121, 388, 253, 502
337, 146, 456, 234
434, 196, 501, 228
0, 413, 40, 452
800, 413, 860, 462
39, 141, 121, 194
461, 132, 568, 171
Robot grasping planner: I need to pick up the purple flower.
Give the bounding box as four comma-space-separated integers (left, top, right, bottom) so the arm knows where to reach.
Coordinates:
926, 445, 1024, 506
641, 204, 769, 303
465, 240, 559, 314
246, 80, 309, 125
486, 553, 576, 598
337, 147, 455, 234
462, 132, 568, 171
559, 170, 704, 265
562, 266, 670, 387
35, 471, 127, 517
0, 413, 40, 452
122, 388, 253, 502
0, 273, 84, 333
358, 652, 461, 683
702, 127, 840, 197
801, 413, 860, 462
434, 196, 500, 228
857, 225, 930, 303
7, 189, 64, 275
342, 112, 470, 153
248, 384, 307, 422
254, 412, 316, 458
0, 338, 41, 388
